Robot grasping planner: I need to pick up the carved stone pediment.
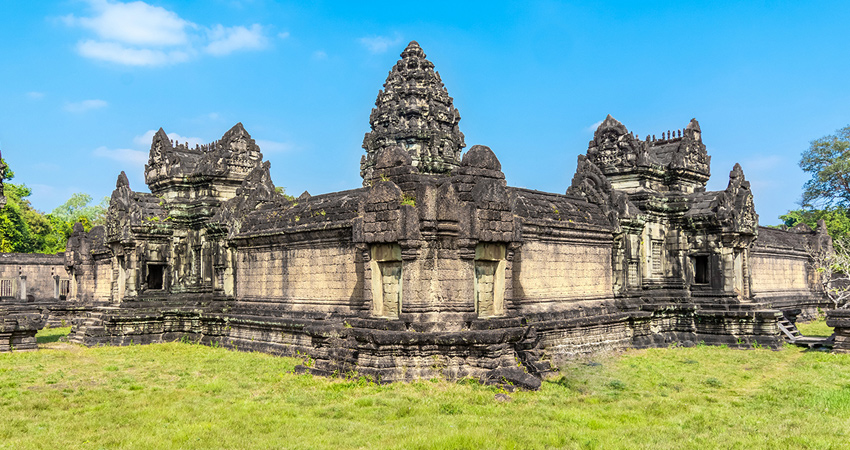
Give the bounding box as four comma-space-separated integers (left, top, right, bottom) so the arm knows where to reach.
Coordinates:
586, 115, 645, 170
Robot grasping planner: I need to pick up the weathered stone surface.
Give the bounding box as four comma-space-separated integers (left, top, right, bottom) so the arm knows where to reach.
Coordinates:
361, 41, 465, 182
1, 39, 825, 376
0, 301, 46, 352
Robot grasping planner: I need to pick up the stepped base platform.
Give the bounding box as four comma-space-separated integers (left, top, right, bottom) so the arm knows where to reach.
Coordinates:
0, 301, 47, 352
66, 297, 786, 386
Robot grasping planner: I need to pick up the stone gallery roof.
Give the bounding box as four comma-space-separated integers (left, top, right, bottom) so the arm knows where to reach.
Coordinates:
237, 188, 366, 237
511, 188, 614, 231
753, 223, 830, 253
755, 226, 810, 251
361, 41, 465, 182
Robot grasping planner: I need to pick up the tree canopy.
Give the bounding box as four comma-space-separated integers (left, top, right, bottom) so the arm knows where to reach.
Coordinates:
779, 207, 850, 241
0, 158, 108, 254
800, 125, 850, 208
778, 125, 850, 241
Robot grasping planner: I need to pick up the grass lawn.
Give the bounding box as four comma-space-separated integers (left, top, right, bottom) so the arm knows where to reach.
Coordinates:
1, 324, 849, 449
796, 316, 835, 337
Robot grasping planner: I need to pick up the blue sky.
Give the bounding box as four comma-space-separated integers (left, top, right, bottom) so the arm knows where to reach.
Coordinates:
2, 1, 849, 225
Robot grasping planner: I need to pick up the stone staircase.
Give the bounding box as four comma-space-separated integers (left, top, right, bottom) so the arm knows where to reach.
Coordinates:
67, 311, 107, 345
778, 315, 835, 349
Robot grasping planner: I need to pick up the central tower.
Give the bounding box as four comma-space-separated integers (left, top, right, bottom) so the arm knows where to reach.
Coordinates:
360, 41, 466, 184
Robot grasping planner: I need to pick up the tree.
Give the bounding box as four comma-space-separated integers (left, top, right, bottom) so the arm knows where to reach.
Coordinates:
0, 158, 108, 254
810, 236, 850, 309
780, 207, 850, 241
42, 193, 108, 253
800, 125, 850, 208
0, 182, 41, 253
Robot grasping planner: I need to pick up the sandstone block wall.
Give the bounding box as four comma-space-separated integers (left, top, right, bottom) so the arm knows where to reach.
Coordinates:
750, 252, 809, 295
0, 253, 68, 300
236, 243, 364, 312
94, 260, 114, 301
512, 240, 612, 311
387, 247, 475, 314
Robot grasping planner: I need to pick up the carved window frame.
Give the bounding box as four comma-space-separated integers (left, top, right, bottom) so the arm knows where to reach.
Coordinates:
651, 241, 663, 276
474, 243, 507, 318
145, 262, 168, 291
370, 244, 402, 319
59, 279, 70, 299
0, 278, 15, 298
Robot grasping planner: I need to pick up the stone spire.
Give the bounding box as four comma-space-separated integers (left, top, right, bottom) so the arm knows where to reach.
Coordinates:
361, 40, 465, 183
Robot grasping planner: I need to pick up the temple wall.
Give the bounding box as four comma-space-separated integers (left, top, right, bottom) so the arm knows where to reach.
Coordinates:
749, 226, 822, 305
94, 259, 114, 302
368, 245, 517, 317
750, 251, 809, 294
512, 240, 613, 311
236, 243, 364, 311
386, 246, 476, 314
0, 253, 68, 301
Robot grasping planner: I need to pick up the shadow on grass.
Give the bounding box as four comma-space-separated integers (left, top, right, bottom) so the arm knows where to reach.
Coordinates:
36, 327, 71, 344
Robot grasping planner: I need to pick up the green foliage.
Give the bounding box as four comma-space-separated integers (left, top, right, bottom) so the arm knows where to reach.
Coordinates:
401, 193, 416, 207
50, 193, 108, 226
795, 316, 834, 338
274, 186, 297, 202
779, 206, 850, 240
0, 179, 47, 253
799, 125, 850, 208
0, 159, 108, 254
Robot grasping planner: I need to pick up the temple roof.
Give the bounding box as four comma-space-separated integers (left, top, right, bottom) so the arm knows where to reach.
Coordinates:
361, 41, 465, 183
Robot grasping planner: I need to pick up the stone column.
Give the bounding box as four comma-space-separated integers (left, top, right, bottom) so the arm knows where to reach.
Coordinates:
53, 275, 60, 299
19, 275, 26, 301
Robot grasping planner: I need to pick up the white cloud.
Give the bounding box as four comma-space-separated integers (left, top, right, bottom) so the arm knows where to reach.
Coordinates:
278, 31, 290, 39
204, 24, 267, 56
27, 91, 45, 100
63, 0, 192, 46
358, 34, 403, 54
78, 40, 190, 66
312, 50, 327, 60
93, 146, 148, 166
133, 130, 205, 148
65, 99, 108, 113
94, 129, 208, 170
586, 120, 604, 132
255, 139, 293, 153
63, 0, 270, 66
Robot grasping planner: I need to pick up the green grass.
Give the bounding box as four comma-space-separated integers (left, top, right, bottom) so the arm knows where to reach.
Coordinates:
796, 317, 835, 337
2, 329, 849, 449
36, 326, 72, 344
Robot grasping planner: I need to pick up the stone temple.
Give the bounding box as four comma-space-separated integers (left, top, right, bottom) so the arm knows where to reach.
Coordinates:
0, 41, 835, 384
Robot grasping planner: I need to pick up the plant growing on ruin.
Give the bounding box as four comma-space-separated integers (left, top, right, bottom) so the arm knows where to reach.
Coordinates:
809, 236, 850, 308
401, 193, 416, 207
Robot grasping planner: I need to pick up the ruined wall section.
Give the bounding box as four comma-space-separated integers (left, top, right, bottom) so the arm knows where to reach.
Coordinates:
750, 224, 830, 311
231, 188, 366, 314
511, 188, 615, 311
65, 224, 113, 303
0, 252, 67, 301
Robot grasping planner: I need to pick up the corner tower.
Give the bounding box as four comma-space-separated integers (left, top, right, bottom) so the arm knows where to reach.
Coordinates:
361, 41, 466, 184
